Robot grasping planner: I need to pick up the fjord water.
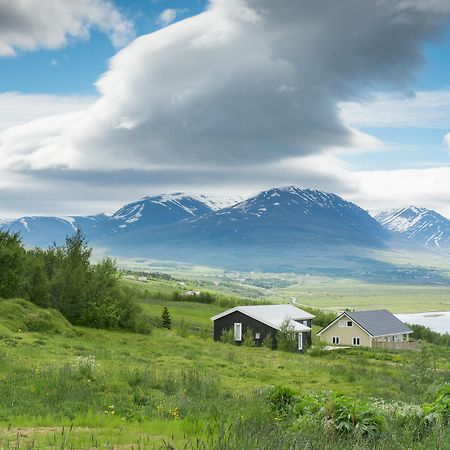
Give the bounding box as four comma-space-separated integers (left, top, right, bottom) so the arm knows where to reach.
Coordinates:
395, 311, 450, 334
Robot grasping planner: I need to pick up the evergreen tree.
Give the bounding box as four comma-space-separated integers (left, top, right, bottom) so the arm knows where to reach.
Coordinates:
161, 307, 172, 329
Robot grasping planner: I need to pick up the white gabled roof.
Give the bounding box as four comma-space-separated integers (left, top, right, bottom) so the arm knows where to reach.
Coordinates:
211, 304, 314, 332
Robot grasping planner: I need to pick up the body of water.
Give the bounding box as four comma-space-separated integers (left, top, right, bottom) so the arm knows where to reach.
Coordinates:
395, 311, 450, 335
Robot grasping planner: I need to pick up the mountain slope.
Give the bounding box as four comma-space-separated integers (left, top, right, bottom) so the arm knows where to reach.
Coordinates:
371, 206, 450, 249
103, 187, 390, 269
1, 215, 107, 247
99, 193, 214, 236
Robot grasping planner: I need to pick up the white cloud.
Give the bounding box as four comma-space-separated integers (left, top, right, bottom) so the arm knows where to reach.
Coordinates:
341, 90, 450, 129
0, 0, 134, 56
158, 8, 186, 27
0, 92, 96, 131
2, 0, 450, 217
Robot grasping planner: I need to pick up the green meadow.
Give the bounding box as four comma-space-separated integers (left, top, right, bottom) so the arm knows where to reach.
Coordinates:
0, 278, 449, 449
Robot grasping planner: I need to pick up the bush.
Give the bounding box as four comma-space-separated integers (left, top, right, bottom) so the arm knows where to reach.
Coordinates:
262, 333, 274, 349
326, 395, 384, 438
277, 319, 297, 352
265, 385, 298, 414
242, 327, 256, 347
220, 328, 235, 344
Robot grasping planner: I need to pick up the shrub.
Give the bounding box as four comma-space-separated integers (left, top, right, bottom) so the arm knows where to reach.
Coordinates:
423, 383, 450, 424
265, 385, 298, 414
276, 319, 297, 352
326, 395, 384, 438
220, 328, 235, 344
261, 333, 274, 349
242, 327, 256, 347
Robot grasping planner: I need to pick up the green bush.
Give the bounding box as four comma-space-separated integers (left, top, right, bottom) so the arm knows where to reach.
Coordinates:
262, 333, 274, 349
242, 327, 256, 347
276, 319, 298, 352
220, 328, 235, 344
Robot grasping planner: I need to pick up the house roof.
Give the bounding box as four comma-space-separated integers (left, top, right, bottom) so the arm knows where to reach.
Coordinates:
211, 304, 314, 332
317, 309, 413, 337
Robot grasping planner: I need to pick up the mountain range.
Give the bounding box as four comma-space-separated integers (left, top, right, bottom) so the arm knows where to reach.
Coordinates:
2, 187, 450, 278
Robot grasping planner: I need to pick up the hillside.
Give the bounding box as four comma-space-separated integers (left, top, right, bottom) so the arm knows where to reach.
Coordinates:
101, 187, 394, 274
0, 288, 448, 449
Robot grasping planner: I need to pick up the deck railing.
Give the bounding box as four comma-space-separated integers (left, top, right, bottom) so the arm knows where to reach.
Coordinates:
372, 341, 420, 351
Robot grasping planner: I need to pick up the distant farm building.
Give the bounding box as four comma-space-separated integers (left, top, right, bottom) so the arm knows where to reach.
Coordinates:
211, 304, 315, 351
317, 310, 414, 350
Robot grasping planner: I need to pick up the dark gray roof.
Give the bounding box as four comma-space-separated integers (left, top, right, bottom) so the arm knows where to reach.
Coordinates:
345, 310, 413, 337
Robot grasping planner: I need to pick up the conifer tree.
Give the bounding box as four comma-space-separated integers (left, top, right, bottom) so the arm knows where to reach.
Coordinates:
161, 306, 172, 329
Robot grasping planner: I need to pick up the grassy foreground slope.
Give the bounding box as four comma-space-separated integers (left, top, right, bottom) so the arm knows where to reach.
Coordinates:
0, 293, 449, 449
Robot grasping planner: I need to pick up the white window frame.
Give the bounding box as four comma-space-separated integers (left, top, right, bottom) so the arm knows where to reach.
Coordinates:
332, 336, 340, 345
352, 337, 360, 346
347, 321, 353, 327
338, 320, 346, 328
255, 332, 261, 340
234, 323, 242, 341
298, 332, 303, 351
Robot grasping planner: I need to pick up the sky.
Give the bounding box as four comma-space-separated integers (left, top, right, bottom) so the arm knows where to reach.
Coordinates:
1, 0, 450, 218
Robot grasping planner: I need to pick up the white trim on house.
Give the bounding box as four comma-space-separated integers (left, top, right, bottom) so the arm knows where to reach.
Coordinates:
370, 331, 413, 338
298, 332, 303, 351
234, 322, 242, 341
317, 313, 372, 337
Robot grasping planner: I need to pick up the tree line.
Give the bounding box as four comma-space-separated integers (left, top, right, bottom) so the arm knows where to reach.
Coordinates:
0, 229, 148, 332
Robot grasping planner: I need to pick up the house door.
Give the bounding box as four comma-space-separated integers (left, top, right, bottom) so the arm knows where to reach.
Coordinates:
298, 332, 303, 351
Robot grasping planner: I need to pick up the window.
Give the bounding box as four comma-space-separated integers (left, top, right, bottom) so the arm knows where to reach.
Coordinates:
352, 337, 360, 346
298, 332, 303, 351
338, 320, 346, 327
332, 336, 340, 345
347, 321, 353, 327
255, 332, 261, 340
234, 323, 242, 341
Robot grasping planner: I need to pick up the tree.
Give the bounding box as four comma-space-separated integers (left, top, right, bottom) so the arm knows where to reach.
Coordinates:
161, 307, 172, 329
25, 253, 50, 307
52, 229, 91, 324
276, 319, 297, 352
0, 230, 26, 298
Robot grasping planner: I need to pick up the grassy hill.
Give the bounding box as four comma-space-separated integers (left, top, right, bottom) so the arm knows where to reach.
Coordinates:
0, 286, 449, 448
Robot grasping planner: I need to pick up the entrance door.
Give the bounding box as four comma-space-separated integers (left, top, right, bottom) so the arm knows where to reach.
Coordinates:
298, 332, 303, 351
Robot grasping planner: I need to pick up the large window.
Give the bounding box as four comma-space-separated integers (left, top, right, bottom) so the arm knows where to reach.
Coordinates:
352, 337, 360, 346
234, 323, 242, 341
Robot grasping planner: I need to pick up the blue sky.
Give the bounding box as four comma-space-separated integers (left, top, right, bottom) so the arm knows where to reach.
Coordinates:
1, 0, 450, 217
0, 0, 208, 94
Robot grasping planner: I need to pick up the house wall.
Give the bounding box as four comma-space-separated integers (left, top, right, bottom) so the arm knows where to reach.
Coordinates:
213, 311, 312, 350
319, 316, 372, 347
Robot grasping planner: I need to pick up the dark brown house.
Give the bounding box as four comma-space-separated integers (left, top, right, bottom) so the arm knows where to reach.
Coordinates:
211, 304, 315, 351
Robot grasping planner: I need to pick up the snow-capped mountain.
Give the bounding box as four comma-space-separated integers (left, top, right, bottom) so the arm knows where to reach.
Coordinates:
1, 215, 107, 247
371, 206, 450, 249
106, 187, 390, 261
102, 193, 214, 235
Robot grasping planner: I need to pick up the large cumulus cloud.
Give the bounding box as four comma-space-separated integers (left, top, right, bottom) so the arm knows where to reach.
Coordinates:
3, 0, 450, 171
2, 0, 450, 216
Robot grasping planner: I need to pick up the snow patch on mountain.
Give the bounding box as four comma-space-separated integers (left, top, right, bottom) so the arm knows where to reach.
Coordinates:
371, 207, 450, 249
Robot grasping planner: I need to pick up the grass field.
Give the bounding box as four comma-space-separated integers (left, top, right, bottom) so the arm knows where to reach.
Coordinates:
272, 278, 450, 313
0, 283, 449, 448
